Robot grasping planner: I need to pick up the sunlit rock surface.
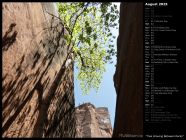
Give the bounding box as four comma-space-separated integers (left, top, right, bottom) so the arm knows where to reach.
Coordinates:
2, 3, 75, 138
75, 103, 112, 138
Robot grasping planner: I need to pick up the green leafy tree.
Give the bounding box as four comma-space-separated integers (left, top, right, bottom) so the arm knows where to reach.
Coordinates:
57, 2, 119, 94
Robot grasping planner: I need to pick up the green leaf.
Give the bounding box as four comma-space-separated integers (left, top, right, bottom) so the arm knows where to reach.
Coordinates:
93, 34, 97, 40
106, 13, 110, 22
111, 6, 114, 12
86, 26, 92, 35
79, 34, 83, 41
85, 37, 91, 46
94, 43, 98, 48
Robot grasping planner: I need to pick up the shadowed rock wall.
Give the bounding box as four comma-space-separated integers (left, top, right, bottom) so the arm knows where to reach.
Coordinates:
2, 3, 75, 138
113, 3, 143, 137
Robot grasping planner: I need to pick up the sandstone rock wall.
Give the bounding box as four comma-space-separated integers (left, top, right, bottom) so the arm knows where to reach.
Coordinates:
75, 103, 112, 138
2, 3, 75, 138
113, 3, 143, 137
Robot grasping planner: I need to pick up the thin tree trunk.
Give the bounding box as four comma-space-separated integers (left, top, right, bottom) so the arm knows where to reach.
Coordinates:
32, 50, 71, 137
32, 101, 48, 137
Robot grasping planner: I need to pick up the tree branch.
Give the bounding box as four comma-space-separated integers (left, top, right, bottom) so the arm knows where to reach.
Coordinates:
69, 8, 81, 27
70, 2, 90, 36
44, 10, 72, 34
77, 50, 86, 67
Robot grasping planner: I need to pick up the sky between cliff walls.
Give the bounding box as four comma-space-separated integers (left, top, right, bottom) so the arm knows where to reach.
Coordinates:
74, 2, 120, 128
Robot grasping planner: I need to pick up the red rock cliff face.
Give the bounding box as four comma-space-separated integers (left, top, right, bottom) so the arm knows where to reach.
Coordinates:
113, 3, 143, 137
75, 103, 112, 138
2, 3, 75, 138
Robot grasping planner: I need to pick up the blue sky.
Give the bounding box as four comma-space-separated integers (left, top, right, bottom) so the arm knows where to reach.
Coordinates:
74, 2, 120, 128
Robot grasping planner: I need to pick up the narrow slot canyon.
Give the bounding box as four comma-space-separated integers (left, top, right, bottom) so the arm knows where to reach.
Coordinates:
2, 2, 143, 138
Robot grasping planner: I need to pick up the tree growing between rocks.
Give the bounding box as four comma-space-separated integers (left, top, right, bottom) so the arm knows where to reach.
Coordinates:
33, 2, 119, 137
57, 2, 119, 94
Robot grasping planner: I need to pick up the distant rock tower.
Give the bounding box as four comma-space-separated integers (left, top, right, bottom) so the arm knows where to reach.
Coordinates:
75, 103, 112, 138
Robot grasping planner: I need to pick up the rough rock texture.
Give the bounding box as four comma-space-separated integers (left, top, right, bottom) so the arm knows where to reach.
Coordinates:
75, 103, 112, 138
113, 3, 143, 137
2, 3, 75, 138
